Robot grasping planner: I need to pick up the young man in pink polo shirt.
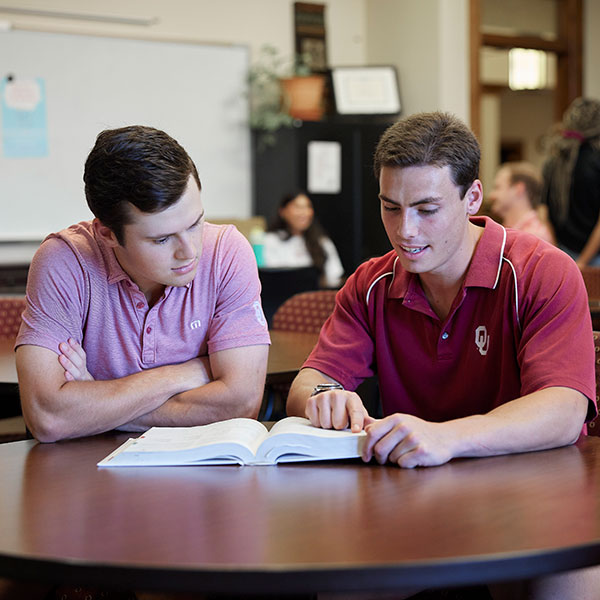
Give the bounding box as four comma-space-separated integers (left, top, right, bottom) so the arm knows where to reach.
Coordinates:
287, 113, 598, 597
16, 126, 270, 443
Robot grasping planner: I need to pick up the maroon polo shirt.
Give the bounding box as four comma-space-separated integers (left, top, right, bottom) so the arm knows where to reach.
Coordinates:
304, 217, 597, 423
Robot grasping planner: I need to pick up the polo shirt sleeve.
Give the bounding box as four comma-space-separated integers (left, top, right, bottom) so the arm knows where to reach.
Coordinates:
16, 237, 88, 354
303, 268, 375, 390
206, 227, 270, 353
517, 247, 597, 421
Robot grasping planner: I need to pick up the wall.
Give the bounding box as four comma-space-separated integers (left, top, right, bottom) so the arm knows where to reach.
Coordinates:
584, 0, 600, 99
365, 0, 469, 122
0, 0, 367, 65
2, 0, 599, 219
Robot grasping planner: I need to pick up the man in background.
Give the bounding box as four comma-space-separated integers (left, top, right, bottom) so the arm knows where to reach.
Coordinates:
16, 125, 270, 442
489, 161, 554, 244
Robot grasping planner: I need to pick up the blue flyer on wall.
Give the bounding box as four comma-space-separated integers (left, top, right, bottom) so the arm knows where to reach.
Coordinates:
1, 76, 48, 158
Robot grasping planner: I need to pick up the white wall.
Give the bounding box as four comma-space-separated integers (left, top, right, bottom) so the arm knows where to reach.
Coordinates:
365, 0, 469, 121
0, 0, 368, 65
584, 0, 600, 100
2, 0, 599, 221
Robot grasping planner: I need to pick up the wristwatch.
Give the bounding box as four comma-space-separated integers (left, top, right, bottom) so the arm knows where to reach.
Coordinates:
310, 382, 344, 396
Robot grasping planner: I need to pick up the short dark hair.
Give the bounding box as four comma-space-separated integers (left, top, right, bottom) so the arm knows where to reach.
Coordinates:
373, 112, 480, 198
83, 125, 201, 244
502, 161, 543, 208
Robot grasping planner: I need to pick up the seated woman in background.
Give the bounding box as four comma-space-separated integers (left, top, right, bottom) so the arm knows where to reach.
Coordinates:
263, 191, 344, 288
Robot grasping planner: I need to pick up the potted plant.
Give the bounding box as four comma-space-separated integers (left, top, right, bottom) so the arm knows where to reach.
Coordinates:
248, 45, 325, 149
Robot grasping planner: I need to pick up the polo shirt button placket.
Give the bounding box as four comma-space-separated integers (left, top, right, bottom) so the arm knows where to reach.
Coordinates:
441, 331, 449, 340
142, 312, 156, 364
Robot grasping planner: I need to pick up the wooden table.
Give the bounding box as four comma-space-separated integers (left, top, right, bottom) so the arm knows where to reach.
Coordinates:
0, 331, 317, 387
266, 329, 318, 383
2, 434, 600, 595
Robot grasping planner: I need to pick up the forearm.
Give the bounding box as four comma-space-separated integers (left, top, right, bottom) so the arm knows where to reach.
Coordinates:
126, 344, 269, 430
444, 387, 588, 459
124, 379, 262, 430
577, 219, 600, 267
22, 359, 209, 442
286, 368, 338, 417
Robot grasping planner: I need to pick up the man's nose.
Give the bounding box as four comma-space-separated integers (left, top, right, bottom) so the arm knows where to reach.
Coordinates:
174, 234, 196, 259
399, 212, 418, 238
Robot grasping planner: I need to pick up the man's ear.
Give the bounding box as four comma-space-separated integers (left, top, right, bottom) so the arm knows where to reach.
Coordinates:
513, 180, 527, 198
92, 219, 120, 248
465, 180, 484, 215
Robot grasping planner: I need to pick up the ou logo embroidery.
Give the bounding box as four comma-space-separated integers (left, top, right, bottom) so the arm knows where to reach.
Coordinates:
475, 325, 489, 356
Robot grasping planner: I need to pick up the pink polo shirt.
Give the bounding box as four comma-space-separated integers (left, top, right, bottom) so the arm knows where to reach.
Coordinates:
16, 221, 270, 380
305, 217, 596, 422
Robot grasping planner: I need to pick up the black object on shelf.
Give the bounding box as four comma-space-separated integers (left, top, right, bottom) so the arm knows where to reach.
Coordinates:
259, 266, 320, 327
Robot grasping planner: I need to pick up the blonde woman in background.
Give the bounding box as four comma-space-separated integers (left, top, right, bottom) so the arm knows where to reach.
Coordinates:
542, 97, 600, 268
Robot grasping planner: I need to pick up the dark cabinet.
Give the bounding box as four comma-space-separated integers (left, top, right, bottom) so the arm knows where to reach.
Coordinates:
252, 120, 394, 274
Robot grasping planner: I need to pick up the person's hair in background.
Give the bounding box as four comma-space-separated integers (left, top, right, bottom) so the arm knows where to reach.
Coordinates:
502, 161, 543, 208
543, 97, 600, 225
489, 161, 555, 245
267, 192, 327, 274
373, 111, 480, 198
84, 125, 202, 245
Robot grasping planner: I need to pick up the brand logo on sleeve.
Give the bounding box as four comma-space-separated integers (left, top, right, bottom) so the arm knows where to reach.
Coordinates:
475, 325, 489, 356
253, 301, 267, 327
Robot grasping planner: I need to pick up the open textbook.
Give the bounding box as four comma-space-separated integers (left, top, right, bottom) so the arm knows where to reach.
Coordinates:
98, 416, 366, 467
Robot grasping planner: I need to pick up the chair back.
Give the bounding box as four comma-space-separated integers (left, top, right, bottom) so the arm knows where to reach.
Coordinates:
582, 267, 600, 299
0, 296, 26, 340
587, 331, 600, 436
272, 289, 337, 333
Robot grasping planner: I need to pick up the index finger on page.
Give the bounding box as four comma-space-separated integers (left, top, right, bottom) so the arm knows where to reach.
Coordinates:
347, 395, 367, 433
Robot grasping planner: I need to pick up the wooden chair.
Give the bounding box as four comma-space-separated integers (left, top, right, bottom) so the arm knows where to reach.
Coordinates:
581, 267, 600, 299
0, 296, 26, 442
587, 331, 600, 436
0, 296, 26, 340
582, 268, 600, 330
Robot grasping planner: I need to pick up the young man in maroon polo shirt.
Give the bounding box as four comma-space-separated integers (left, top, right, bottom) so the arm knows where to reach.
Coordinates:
287, 112, 598, 597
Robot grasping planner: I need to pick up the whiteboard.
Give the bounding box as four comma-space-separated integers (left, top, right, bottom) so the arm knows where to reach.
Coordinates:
0, 29, 251, 241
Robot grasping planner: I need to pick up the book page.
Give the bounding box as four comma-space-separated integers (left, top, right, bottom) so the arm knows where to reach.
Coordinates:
257, 416, 366, 463
268, 416, 360, 439
98, 419, 269, 466
131, 419, 268, 452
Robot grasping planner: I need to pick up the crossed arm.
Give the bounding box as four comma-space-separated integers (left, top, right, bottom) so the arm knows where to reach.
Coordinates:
17, 340, 268, 443
287, 367, 589, 469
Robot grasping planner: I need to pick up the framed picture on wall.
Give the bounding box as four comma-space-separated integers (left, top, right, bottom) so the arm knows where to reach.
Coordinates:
331, 66, 401, 115
294, 2, 327, 73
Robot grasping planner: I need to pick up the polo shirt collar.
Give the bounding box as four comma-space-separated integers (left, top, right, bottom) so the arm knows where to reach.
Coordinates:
91, 228, 129, 285
464, 216, 506, 290
386, 215, 506, 300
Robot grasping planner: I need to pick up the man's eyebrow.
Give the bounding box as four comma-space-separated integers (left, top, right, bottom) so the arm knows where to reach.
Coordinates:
147, 210, 204, 239
379, 194, 442, 207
